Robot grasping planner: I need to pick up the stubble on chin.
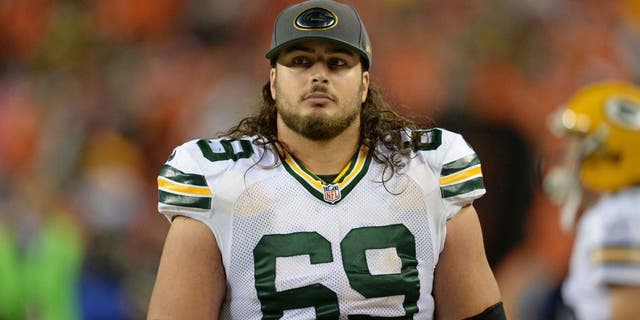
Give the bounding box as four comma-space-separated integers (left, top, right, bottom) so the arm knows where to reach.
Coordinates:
274, 81, 362, 141
278, 104, 358, 141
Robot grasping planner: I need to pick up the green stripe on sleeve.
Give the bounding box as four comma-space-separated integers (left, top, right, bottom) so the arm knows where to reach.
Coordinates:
158, 189, 211, 210
159, 165, 208, 186
441, 176, 485, 198
441, 154, 480, 176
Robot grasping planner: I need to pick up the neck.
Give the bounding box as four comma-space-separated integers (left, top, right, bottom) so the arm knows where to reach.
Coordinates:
277, 118, 361, 175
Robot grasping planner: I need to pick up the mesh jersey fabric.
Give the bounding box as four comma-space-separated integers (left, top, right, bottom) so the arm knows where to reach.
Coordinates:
157, 128, 486, 319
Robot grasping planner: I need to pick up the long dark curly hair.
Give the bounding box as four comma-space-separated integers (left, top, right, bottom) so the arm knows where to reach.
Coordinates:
220, 80, 427, 178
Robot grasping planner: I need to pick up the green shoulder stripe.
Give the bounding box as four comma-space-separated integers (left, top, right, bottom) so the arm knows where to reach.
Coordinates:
441, 154, 480, 176
441, 176, 484, 198
159, 165, 208, 186
158, 190, 211, 210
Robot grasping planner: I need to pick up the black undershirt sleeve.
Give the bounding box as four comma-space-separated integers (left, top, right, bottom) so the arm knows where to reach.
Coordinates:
462, 302, 506, 320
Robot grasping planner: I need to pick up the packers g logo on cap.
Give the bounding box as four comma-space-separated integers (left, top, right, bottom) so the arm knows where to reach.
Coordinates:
266, 0, 372, 69
295, 7, 338, 30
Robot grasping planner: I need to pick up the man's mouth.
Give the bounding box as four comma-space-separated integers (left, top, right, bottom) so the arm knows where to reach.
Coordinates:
304, 92, 334, 104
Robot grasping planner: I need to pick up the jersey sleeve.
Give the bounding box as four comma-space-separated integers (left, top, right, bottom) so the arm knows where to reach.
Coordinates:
587, 194, 640, 286
419, 128, 486, 220
157, 140, 215, 224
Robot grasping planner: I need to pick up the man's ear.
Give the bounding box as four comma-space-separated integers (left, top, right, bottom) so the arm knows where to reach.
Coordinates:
361, 71, 370, 103
270, 68, 277, 100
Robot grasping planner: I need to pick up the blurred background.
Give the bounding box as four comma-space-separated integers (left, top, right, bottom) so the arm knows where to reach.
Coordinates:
1, 0, 639, 319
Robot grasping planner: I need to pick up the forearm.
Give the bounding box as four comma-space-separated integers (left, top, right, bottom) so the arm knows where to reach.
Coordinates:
434, 205, 502, 319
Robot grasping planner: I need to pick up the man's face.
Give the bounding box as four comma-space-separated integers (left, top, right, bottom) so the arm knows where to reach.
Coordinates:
270, 40, 370, 141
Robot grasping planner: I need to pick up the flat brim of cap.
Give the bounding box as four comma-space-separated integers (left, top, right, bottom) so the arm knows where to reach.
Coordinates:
266, 36, 369, 68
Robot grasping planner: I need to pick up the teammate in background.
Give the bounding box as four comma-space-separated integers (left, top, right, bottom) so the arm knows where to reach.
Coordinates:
148, 0, 503, 319
544, 81, 640, 319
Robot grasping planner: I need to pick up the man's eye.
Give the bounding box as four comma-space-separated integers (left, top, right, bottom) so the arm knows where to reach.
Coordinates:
292, 57, 309, 65
328, 58, 346, 67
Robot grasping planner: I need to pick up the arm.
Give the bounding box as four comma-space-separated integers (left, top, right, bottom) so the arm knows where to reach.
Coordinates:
610, 285, 640, 320
147, 216, 226, 319
433, 205, 502, 319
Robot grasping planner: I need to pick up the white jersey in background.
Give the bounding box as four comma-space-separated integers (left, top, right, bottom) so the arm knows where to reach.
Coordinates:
157, 128, 485, 319
563, 187, 640, 320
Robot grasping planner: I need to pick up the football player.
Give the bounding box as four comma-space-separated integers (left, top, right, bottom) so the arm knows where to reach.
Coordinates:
147, 0, 504, 319
545, 81, 640, 319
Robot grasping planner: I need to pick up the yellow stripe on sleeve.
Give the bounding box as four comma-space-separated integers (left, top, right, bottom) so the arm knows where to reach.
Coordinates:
439, 165, 482, 186
591, 247, 640, 264
158, 177, 213, 196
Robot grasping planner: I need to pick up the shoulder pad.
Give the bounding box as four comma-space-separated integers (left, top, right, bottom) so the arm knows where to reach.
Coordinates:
157, 137, 266, 211
415, 128, 486, 214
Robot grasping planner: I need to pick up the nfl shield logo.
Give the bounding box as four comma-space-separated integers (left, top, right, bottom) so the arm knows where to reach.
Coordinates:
323, 184, 341, 204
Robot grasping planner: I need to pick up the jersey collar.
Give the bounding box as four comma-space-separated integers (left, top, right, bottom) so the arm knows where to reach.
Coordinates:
281, 145, 372, 205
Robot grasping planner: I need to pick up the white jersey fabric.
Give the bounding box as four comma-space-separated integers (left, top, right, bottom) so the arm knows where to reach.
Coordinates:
563, 187, 640, 320
157, 128, 485, 319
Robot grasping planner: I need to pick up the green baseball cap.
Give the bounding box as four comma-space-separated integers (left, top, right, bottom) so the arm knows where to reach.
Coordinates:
266, 0, 372, 70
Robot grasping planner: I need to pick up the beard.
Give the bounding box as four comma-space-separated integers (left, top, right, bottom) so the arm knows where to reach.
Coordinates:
275, 85, 362, 141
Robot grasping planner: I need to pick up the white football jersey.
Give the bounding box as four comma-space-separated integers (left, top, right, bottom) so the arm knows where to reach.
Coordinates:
157, 128, 485, 319
563, 187, 640, 320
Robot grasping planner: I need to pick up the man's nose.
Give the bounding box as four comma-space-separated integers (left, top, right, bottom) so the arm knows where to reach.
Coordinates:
310, 62, 329, 84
